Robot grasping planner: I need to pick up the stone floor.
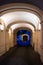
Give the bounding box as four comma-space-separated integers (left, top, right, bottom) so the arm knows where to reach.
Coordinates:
0, 46, 43, 65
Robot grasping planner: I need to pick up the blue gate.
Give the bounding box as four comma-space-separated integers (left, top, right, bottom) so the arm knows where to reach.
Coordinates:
17, 30, 31, 46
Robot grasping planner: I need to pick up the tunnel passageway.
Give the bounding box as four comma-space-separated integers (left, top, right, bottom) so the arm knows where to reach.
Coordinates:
0, 46, 42, 65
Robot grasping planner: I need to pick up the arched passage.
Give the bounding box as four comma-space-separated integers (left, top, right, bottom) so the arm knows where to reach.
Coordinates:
16, 29, 32, 46
13, 27, 32, 47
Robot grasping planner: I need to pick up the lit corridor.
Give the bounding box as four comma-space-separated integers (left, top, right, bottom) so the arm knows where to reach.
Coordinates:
0, 46, 42, 65
0, 2, 43, 64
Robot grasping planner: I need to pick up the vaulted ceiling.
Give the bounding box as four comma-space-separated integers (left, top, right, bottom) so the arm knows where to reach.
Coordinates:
0, 0, 43, 32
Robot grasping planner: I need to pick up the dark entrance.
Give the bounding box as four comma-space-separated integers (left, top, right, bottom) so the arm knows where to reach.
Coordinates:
23, 35, 28, 41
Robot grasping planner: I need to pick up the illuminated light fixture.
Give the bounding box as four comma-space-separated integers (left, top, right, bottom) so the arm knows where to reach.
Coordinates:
0, 23, 4, 31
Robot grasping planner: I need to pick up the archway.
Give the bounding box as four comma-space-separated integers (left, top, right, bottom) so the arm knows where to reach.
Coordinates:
13, 27, 32, 47
17, 30, 32, 46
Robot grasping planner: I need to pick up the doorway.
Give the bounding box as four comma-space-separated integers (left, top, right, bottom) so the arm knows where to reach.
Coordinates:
17, 30, 31, 46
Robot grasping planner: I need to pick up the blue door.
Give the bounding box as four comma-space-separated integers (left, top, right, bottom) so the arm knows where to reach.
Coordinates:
17, 30, 31, 46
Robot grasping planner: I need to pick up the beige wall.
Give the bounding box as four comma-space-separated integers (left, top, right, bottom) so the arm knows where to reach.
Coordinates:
9, 29, 14, 48
33, 30, 42, 55
32, 31, 37, 51
40, 22, 43, 62
0, 28, 14, 56
37, 30, 42, 54
5, 29, 14, 51
0, 30, 5, 56
5, 31, 10, 51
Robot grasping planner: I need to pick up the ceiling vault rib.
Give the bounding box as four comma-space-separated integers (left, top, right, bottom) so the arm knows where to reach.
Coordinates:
7, 22, 36, 30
